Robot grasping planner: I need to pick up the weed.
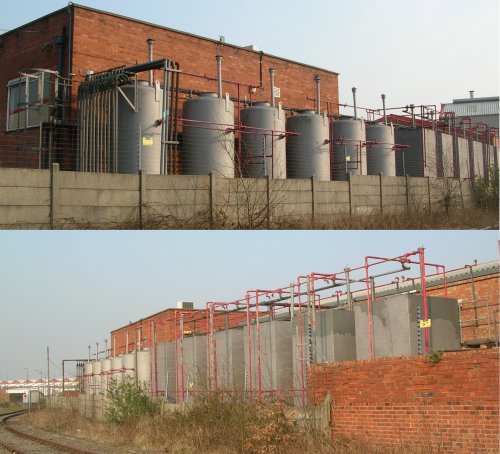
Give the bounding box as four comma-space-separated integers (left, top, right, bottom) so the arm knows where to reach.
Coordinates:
426, 350, 443, 363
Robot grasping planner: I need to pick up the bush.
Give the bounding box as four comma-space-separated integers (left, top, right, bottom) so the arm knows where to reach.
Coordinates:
105, 377, 158, 425
473, 166, 499, 209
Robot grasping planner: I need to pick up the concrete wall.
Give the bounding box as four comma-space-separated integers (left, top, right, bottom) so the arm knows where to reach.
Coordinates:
0, 166, 479, 229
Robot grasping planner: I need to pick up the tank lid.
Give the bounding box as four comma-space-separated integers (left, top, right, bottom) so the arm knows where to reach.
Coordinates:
199, 92, 219, 98
298, 109, 316, 115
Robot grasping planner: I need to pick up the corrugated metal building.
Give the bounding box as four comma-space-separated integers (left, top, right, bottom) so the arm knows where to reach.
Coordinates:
442, 93, 499, 130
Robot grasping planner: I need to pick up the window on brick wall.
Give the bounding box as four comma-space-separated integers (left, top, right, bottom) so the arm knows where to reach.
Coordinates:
6, 72, 53, 131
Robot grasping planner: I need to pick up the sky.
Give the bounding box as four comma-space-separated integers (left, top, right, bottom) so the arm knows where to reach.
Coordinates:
0, 231, 498, 380
1, 0, 498, 115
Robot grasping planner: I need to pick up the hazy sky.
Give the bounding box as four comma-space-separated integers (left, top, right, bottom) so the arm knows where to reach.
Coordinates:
0, 231, 498, 379
1, 0, 498, 115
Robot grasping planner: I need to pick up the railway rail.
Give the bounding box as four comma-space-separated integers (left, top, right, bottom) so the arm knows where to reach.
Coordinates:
0, 410, 96, 454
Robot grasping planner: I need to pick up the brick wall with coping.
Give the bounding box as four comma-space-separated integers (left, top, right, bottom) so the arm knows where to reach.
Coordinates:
308, 348, 499, 453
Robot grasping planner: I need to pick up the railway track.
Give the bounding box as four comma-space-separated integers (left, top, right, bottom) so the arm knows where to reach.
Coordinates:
0, 410, 96, 454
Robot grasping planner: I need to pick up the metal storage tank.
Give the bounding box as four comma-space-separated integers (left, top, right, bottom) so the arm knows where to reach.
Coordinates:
243, 318, 294, 396
117, 81, 163, 174
178, 334, 207, 400
122, 353, 135, 379
152, 341, 177, 402
83, 362, 93, 394
137, 350, 150, 387
354, 294, 461, 360
292, 308, 356, 404
100, 358, 111, 392
240, 103, 286, 179
213, 327, 245, 392
366, 124, 395, 176
182, 93, 235, 178
286, 111, 330, 181
110, 356, 123, 383
331, 118, 367, 180
92, 360, 102, 394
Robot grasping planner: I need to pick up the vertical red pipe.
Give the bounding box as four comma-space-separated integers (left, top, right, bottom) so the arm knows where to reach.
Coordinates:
180, 314, 185, 403
212, 305, 218, 392
419, 248, 430, 354
297, 278, 305, 406
365, 258, 374, 360
255, 290, 262, 400
245, 292, 253, 401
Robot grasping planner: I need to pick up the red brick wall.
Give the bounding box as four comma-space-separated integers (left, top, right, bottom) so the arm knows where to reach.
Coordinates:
309, 349, 499, 453
0, 9, 70, 169
428, 272, 499, 342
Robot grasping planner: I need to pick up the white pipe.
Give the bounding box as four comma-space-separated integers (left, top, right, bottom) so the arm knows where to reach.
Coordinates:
270, 68, 276, 108
315, 75, 321, 115
216, 55, 223, 98
382, 94, 387, 125
147, 38, 155, 86
352, 87, 358, 120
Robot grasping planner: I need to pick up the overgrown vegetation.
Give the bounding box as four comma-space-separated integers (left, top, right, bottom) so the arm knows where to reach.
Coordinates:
28, 396, 449, 453
473, 166, 499, 209
105, 377, 158, 425
426, 350, 443, 364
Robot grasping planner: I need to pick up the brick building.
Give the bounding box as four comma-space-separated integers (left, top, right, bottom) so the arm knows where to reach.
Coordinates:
0, 4, 339, 170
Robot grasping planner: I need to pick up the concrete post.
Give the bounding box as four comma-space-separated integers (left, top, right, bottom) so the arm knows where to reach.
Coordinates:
405, 175, 410, 212
459, 180, 465, 209
266, 175, 271, 229
311, 175, 317, 227
210, 172, 216, 229
427, 176, 432, 213
139, 170, 147, 229
50, 163, 60, 230
348, 173, 353, 215
379, 173, 383, 214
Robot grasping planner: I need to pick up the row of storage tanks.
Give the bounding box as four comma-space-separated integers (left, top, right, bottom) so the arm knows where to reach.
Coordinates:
83, 294, 461, 403
115, 83, 396, 180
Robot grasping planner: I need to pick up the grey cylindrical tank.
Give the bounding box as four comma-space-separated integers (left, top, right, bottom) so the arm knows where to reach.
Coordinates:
137, 350, 150, 387
110, 356, 123, 383
366, 124, 396, 176
92, 360, 102, 394
240, 102, 286, 179
286, 110, 330, 181
331, 118, 367, 180
83, 362, 92, 394
182, 93, 235, 178
122, 353, 135, 379
118, 81, 163, 174
100, 358, 111, 392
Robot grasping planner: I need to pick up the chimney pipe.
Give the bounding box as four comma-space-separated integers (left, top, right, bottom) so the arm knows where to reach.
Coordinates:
216, 55, 223, 98
269, 68, 276, 107
469, 90, 475, 99
315, 75, 321, 115
382, 94, 387, 125
147, 38, 155, 86
352, 87, 358, 120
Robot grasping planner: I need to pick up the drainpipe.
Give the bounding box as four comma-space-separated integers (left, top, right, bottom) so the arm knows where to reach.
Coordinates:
352, 87, 358, 120
54, 27, 67, 119
269, 68, 275, 108
315, 75, 321, 115
382, 94, 387, 126
216, 54, 223, 98
147, 38, 155, 86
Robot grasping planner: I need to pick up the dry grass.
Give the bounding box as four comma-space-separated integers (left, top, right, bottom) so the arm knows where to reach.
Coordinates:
28, 397, 441, 454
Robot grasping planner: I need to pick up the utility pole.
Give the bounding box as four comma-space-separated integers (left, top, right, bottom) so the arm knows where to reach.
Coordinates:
47, 347, 50, 397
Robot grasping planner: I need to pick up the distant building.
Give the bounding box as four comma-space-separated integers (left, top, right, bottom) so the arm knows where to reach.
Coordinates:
442, 92, 499, 131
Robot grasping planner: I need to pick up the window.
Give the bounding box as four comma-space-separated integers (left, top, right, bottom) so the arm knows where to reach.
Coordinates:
6, 72, 53, 131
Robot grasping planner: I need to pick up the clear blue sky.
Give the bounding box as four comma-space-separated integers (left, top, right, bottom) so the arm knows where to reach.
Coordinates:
0, 231, 498, 379
1, 0, 498, 115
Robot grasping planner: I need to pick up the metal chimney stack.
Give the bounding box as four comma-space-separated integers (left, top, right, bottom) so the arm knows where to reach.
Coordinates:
315, 75, 321, 115
382, 94, 387, 125
270, 68, 276, 107
216, 55, 223, 98
469, 90, 475, 99
352, 87, 358, 120
147, 38, 155, 86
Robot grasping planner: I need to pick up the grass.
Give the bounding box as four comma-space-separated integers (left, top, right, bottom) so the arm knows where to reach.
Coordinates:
53, 206, 499, 230
27, 397, 443, 454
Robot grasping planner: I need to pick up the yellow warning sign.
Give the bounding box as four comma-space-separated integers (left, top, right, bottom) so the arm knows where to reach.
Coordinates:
420, 319, 432, 329
142, 137, 154, 147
